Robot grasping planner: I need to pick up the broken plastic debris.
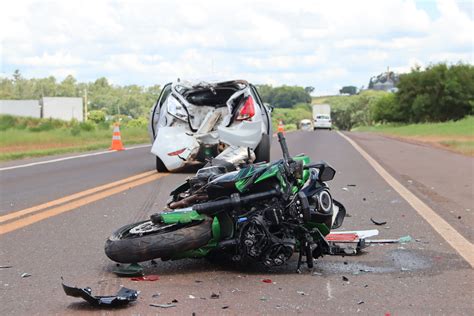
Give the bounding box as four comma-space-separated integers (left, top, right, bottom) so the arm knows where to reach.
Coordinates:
296, 291, 307, 296
150, 303, 176, 308
189, 295, 196, 299
358, 301, 365, 305
0, 265, 12, 269
62, 279, 138, 307
171, 299, 179, 303
21, 273, 31, 278
131, 275, 159, 281
347, 184, 356, 187
113, 263, 144, 277
342, 276, 349, 282
342, 187, 349, 191
262, 279, 273, 283
370, 217, 387, 226
222, 306, 229, 309
210, 293, 220, 299
366, 235, 412, 244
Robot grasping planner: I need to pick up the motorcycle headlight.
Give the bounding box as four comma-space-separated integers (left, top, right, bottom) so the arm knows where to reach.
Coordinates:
317, 190, 332, 214
167, 97, 188, 121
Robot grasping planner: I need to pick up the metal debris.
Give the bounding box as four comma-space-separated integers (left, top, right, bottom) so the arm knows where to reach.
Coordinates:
342, 276, 349, 282
0, 265, 12, 269
21, 273, 31, 278
62, 279, 138, 307
150, 303, 176, 308
210, 293, 220, 299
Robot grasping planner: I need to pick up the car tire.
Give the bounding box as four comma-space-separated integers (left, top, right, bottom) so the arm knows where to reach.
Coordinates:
156, 156, 168, 172
254, 134, 271, 163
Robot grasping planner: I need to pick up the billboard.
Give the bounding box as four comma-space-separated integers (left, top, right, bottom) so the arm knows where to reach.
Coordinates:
0, 100, 41, 118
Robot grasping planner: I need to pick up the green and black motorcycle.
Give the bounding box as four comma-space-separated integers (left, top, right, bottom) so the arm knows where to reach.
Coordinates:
105, 133, 346, 270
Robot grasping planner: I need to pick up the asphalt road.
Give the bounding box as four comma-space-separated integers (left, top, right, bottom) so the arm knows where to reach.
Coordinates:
0, 131, 472, 315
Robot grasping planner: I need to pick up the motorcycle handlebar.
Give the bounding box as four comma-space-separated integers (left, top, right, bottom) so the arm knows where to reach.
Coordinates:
277, 132, 291, 162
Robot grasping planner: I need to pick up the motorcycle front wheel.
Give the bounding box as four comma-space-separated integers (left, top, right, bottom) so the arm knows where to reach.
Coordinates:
105, 218, 212, 263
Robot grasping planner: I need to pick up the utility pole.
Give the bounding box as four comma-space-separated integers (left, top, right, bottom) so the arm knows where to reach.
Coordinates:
83, 88, 88, 121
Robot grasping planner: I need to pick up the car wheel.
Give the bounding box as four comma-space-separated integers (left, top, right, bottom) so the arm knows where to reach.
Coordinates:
254, 134, 271, 163
156, 156, 168, 172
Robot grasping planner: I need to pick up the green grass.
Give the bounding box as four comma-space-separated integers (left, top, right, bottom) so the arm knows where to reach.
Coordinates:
353, 116, 474, 155
0, 126, 149, 161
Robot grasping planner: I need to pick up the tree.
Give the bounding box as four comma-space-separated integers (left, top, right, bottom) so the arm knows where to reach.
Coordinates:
304, 86, 315, 94
57, 75, 77, 96
255, 85, 312, 108
339, 86, 357, 95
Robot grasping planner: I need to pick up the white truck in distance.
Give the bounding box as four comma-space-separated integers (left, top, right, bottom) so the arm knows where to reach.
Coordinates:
312, 103, 332, 130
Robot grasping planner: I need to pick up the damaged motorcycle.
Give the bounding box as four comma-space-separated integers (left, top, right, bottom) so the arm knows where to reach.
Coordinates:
105, 133, 346, 271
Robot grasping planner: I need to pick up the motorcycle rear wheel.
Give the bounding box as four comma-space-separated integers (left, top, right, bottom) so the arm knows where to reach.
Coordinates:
105, 218, 212, 263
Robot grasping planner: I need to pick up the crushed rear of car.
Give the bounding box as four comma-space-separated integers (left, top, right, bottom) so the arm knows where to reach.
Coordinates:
149, 80, 272, 172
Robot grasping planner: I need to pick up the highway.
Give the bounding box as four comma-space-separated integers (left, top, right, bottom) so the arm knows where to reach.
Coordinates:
0, 130, 472, 315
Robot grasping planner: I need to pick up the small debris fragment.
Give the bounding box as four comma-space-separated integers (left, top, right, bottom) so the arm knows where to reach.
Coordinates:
171, 299, 179, 303
362, 198, 366, 201
260, 297, 267, 301
210, 293, 220, 299
296, 291, 307, 296
113, 263, 144, 277
342, 276, 349, 282
347, 184, 356, 187
195, 280, 203, 283
342, 187, 349, 191
189, 295, 196, 299
399, 235, 412, 243
150, 303, 176, 308
21, 273, 31, 278
457, 216, 462, 219
401, 267, 410, 272
131, 275, 159, 281
262, 279, 273, 284
312, 272, 323, 276
358, 301, 365, 305
370, 217, 387, 226
222, 306, 229, 309
343, 261, 348, 265
152, 293, 161, 298
0, 266, 12, 269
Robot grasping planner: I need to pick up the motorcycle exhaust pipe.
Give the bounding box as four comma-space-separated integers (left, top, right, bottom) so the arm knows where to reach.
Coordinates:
193, 189, 280, 215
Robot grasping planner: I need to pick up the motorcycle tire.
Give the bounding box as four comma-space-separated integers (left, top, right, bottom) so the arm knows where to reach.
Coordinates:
104, 218, 212, 263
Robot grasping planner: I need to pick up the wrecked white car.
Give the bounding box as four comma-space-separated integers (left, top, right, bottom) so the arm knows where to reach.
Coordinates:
148, 80, 272, 172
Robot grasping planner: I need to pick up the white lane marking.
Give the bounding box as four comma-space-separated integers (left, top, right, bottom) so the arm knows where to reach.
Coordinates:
0, 144, 152, 172
337, 131, 474, 268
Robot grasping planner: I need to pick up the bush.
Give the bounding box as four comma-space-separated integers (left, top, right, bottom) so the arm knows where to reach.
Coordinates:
79, 121, 96, 131
88, 110, 106, 123
126, 117, 147, 128
70, 125, 81, 136
0, 115, 16, 131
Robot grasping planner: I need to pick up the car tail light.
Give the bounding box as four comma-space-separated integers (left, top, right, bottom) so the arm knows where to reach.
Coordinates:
167, 148, 186, 156
236, 96, 255, 121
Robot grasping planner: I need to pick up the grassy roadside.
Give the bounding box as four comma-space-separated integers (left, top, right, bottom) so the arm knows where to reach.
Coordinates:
353, 116, 474, 155
0, 127, 149, 161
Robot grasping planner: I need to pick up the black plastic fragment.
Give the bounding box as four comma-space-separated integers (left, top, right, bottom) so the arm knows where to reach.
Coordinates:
62, 279, 138, 307
370, 217, 387, 226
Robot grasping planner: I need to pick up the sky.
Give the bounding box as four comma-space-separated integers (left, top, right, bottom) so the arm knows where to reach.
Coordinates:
1, 0, 473, 95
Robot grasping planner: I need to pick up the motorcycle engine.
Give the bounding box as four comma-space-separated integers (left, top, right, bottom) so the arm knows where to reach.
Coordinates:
239, 213, 295, 267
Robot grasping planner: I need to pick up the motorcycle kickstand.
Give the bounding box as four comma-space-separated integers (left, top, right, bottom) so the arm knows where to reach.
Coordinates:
296, 243, 305, 273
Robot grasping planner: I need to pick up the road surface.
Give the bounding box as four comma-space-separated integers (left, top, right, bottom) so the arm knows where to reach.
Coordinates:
0, 131, 472, 315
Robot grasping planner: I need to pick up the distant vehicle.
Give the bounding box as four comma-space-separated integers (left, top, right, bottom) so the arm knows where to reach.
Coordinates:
148, 80, 272, 172
312, 104, 332, 130
299, 119, 313, 131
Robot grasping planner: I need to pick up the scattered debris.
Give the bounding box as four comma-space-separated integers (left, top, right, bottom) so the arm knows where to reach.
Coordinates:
296, 291, 307, 296
362, 198, 366, 201
20, 273, 31, 278
401, 267, 410, 272
131, 275, 159, 281
366, 235, 412, 244
260, 297, 267, 301
62, 279, 138, 307
150, 303, 176, 308
458, 216, 462, 219
0, 265, 12, 269
342, 187, 349, 191
222, 306, 229, 309
195, 280, 203, 283
358, 301, 365, 305
347, 184, 356, 187
210, 293, 220, 299
113, 263, 143, 277
342, 276, 349, 282
188, 295, 196, 299
152, 293, 161, 298
262, 279, 273, 284
370, 217, 387, 226
390, 199, 401, 204
171, 299, 179, 303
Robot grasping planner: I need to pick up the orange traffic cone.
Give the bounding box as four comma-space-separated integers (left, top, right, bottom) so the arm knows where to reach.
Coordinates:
109, 123, 125, 151
277, 120, 285, 133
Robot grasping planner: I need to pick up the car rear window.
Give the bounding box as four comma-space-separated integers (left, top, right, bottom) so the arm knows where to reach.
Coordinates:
317, 115, 330, 119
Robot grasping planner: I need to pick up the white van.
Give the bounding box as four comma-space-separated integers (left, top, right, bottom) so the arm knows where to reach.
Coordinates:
312, 104, 332, 130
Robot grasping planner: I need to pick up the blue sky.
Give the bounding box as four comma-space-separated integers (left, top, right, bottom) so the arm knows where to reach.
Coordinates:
1, 0, 472, 95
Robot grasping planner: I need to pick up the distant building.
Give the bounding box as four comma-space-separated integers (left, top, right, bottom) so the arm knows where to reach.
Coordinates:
0, 97, 84, 121
42, 97, 83, 121
0, 100, 41, 118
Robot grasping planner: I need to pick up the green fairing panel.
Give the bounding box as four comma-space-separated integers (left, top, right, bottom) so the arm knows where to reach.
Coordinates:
308, 222, 331, 236
161, 209, 206, 224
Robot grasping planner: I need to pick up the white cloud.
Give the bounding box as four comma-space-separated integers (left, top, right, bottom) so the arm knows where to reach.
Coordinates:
1, 0, 472, 94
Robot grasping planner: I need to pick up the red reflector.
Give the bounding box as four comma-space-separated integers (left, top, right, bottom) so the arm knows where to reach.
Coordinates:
167, 148, 186, 156
325, 233, 359, 242
236, 96, 255, 121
